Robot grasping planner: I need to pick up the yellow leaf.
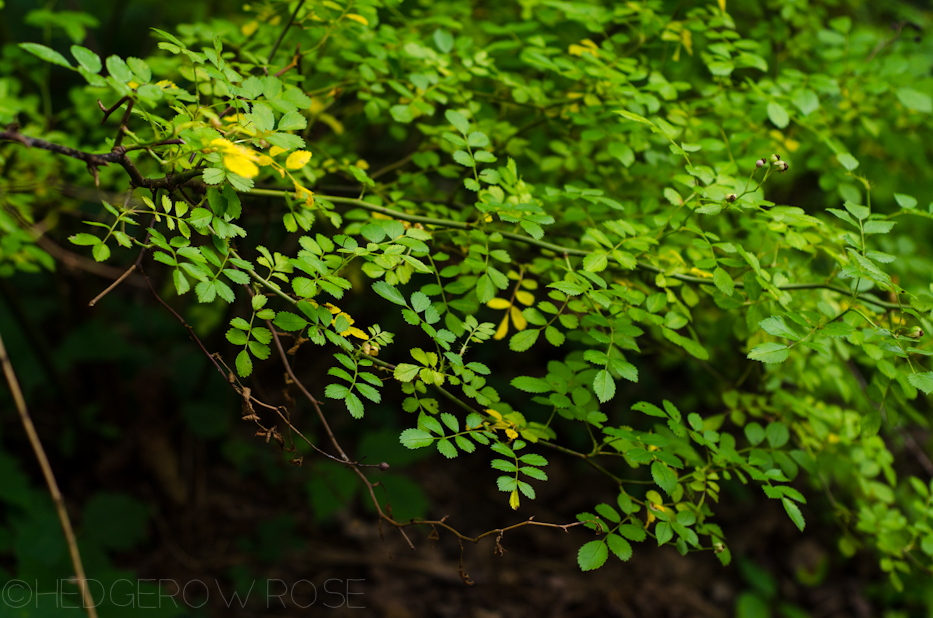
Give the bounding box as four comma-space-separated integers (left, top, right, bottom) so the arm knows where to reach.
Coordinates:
487, 298, 512, 310
718, 0, 726, 11
323, 303, 342, 314
486, 409, 503, 420
568, 44, 597, 57
269, 146, 286, 157
493, 313, 510, 340
689, 267, 714, 278
286, 150, 313, 170
520, 279, 539, 290
514, 290, 535, 306
505, 428, 518, 440
345, 327, 369, 340
241, 20, 259, 37
509, 489, 520, 510
293, 182, 313, 200
223, 153, 259, 178
346, 13, 369, 26
510, 305, 527, 331
127, 80, 139, 89
257, 155, 274, 167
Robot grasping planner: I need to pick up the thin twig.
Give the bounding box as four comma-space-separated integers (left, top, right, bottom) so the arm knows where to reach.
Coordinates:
0, 329, 98, 617
267, 0, 306, 66
88, 264, 137, 306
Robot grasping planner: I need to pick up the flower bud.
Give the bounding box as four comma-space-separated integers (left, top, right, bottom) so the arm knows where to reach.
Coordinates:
780, 161, 789, 173
726, 193, 737, 202
907, 327, 924, 339
769, 153, 780, 163
756, 159, 765, 168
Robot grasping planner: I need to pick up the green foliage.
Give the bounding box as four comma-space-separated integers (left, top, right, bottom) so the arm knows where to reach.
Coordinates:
4, 0, 933, 602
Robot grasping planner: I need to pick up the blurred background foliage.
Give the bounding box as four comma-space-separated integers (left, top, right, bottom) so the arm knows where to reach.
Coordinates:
2, 0, 933, 616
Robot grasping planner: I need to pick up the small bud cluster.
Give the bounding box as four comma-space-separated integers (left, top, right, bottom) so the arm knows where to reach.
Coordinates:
756, 154, 789, 173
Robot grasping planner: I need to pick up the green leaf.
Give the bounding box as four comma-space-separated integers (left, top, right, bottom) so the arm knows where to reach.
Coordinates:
615, 109, 654, 126
595, 503, 620, 523
759, 316, 800, 340
106, 55, 133, 82
593, 369, 616, 403
765, 422, 790, 448
70, 45, 101, 73
452, 150, 474, 167
511, 376, 551, 393
273, 311, 308, 331
236, 349, 253, 377
744, 422, 766, 445
509, 329, 539, 352
467, 131, 489, 148
445, 109, 470, 134
747, 342, 789, 364
836, 153, 859, 171
92, 243, 111, 262
373, 281, 407, 306
577, 540, 608, 571
19, 43, 72, 68
583, 253, 609, 273
226, 329, 249, 345
345, 392, 364, 418
394, 363, 421, 382
782, 497, 806, 531
791, 89, 819, 116
278, 110, 307, 131
896, 87, 933, 113
544, 325, 565, 346
617, 523, 646, 541
69, 233, 101, 246
908, 372, 933, 395
767, 102, 789, 129
400, 428, 434, 449
651, 461, 678, 496
607, 534, 633, 562
713, 267, 734, 297
127, 56, 151, 82
632, 401, 667, 418
437, 439, 458, 458
173, 269, 190, 295
894, 193, 917, 210
433, 29, 454, 53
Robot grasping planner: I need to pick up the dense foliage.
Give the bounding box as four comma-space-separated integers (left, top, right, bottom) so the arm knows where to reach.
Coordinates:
3, 0, 933, 613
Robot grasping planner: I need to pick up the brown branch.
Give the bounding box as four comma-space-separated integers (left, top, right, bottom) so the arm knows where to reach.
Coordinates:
0, 130, 202, 191
0, 329, 98, 617
274, 44, 302, 78
113, 99, 135, 147
97, 96, 129, 124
